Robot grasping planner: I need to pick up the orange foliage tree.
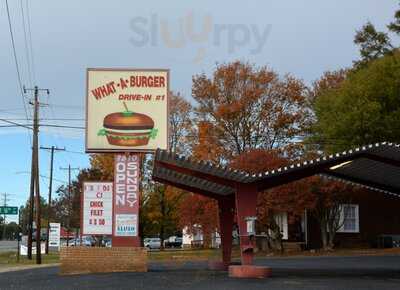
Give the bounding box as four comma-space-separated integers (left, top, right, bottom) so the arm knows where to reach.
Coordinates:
177, 194, 219, 247
192, 61, 309, 161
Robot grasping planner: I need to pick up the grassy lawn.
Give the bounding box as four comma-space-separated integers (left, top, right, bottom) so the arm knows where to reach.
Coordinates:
1, 247, 399, 269
148, 248, 223, 261
0, 252, 60, 267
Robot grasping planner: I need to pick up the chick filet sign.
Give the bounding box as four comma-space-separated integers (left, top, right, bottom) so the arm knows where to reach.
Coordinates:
113, 154, 140, 246
82, 182, 113, 235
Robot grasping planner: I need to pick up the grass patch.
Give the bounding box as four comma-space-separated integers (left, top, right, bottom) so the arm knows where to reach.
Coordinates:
0, 251, 59, 267
148, 248, 222, 261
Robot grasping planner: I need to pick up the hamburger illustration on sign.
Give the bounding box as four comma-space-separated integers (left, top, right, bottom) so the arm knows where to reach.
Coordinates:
86, 68, 169, 153
97, 102, 158, 147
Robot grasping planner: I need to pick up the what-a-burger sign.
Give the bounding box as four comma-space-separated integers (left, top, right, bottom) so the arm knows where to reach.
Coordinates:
85, 68, 169, 153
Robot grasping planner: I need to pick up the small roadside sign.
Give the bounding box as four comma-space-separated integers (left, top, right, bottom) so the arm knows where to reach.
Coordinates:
0, 206, 18, 215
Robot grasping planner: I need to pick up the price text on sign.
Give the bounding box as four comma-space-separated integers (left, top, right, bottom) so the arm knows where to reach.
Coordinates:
114, 154, 139, 237
82, 182, 113, 235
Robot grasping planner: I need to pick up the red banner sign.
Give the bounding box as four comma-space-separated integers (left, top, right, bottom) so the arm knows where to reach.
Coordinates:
113, 154, 140, 239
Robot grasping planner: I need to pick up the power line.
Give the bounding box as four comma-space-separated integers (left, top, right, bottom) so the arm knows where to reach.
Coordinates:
0, 118, 32, 130
39, 124, 85, 129
25, 0, 36, 84
20, 0, 32, 87
5, 0, 30, 126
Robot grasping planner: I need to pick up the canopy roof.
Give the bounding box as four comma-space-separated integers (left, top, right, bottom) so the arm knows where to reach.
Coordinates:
152, 142, 400, 199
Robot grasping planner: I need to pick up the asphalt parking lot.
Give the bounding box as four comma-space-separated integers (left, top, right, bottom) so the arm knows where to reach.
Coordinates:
1, 255, 400, 290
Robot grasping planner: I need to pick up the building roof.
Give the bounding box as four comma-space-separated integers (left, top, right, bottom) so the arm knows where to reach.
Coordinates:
152, 142, 400, 198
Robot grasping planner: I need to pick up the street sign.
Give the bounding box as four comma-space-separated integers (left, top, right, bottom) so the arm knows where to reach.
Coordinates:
0, 206, 18, 215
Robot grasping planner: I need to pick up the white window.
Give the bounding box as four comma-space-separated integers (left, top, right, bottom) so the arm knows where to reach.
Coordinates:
273, 212, 288, 240
337, 204, 359, 233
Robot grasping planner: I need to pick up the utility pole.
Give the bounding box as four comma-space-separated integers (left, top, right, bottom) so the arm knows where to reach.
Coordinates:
60, 165, 79, 246
1, 193, 11, 240
25, 86, 49, 264
40, 146, 65, 254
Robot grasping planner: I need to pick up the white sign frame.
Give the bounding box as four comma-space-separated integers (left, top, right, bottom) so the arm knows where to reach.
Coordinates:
48, 222, 61, 249
85, 68, 169, 153
82, 182, 113, 235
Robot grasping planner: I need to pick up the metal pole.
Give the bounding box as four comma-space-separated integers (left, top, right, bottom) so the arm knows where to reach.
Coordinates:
68, 164, 71, 247
60, 165, 78, 246
2, 193, 7, 240
46, 146, 54, 254
40, 146, 64, 254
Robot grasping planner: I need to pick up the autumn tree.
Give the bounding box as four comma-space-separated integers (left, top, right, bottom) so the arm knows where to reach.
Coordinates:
177, 194, 219, 247
192, 61, 309, 162
141, 185, 186, 247
306, 177, 353, 251
169, 91, 194, 154
53, 168, 104, 235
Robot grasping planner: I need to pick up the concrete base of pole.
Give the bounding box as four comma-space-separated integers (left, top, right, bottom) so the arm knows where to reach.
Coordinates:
228, 265, 271, 278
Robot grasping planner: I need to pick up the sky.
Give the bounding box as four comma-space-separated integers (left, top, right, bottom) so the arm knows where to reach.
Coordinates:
0, 0, 398, 223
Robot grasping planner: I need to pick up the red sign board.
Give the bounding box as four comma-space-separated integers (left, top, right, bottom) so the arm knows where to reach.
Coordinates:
113, 154, 140, 246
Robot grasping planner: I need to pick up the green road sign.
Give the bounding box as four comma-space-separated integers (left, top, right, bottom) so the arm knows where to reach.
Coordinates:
0, 206, 18, 215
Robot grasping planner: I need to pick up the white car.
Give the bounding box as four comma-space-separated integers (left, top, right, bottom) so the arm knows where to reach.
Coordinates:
144, 238, 161, 249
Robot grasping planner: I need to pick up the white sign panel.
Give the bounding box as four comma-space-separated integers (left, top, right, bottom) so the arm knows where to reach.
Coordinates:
49, 222, 61, 249
82, 182, 113, 235
86, 68, 169, 153
115, 214, 137, 236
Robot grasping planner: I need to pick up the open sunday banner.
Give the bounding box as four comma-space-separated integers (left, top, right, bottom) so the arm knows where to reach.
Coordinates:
113, 154, 140, 237
86, 68, 169, 153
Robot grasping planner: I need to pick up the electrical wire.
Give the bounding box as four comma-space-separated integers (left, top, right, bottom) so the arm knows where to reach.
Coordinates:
25, 0, 36, 84
20, 0, 32, 87
5, 0, 29, 123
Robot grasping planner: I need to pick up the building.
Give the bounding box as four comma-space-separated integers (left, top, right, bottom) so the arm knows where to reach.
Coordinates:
272, 189, 400, 249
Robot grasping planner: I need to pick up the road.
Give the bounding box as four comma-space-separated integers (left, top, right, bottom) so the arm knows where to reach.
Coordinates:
0, 255, 400, 290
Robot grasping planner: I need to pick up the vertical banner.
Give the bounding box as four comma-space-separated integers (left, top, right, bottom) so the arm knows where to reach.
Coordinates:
113, 154, 140, 246
82, 182, 113, 235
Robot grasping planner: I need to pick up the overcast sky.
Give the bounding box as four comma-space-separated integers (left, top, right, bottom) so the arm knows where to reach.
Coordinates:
0, 0, 397, 222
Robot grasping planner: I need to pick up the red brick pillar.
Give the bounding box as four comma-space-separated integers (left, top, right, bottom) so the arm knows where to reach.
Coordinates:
235, 184, 258, 265
218, 196, 235, 268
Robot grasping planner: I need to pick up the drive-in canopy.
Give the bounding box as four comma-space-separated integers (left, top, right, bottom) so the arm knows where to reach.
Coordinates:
153, 142, 400, 198
152, 141, 400, 268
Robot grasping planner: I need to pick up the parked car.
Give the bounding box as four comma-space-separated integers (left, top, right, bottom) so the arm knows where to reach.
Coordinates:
164, 236, 183, 248
102, 237, 112, 247
144, 238, 161, 249
68, 236, 95, 246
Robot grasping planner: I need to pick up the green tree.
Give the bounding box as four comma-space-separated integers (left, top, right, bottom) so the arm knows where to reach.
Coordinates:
354, 22, 393, 67
311, 52, 400, 152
